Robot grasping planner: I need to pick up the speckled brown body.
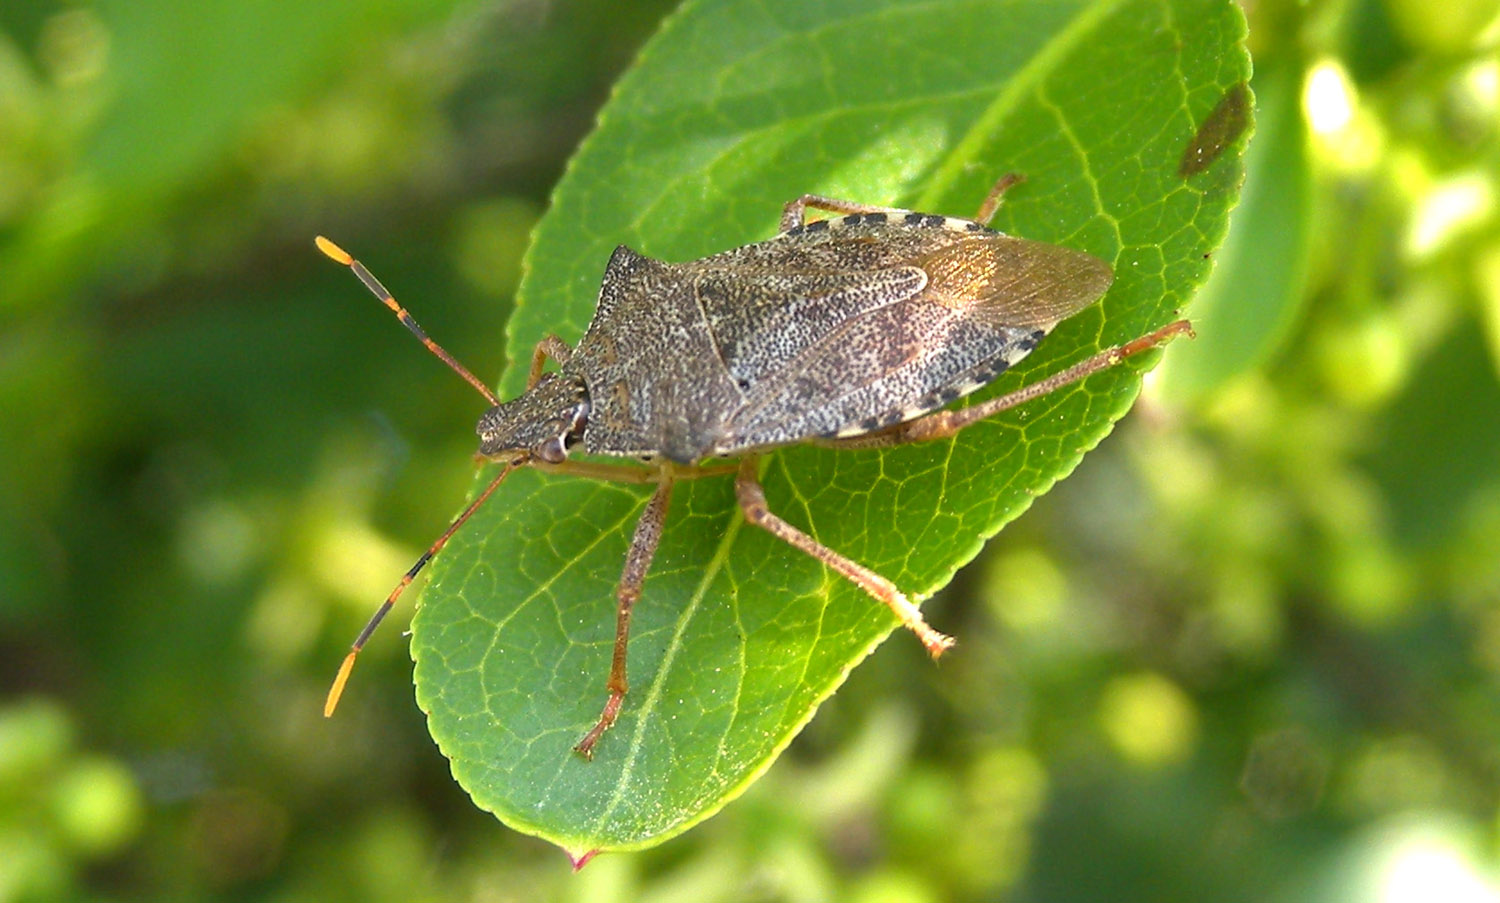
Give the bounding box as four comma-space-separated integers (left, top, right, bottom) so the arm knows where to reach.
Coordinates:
480, 211, 1112, 464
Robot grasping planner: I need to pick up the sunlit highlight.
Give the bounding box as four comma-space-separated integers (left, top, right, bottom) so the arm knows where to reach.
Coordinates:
1305, 61, 1355, 136
1461, 59, 1499, 113
1305, 59, 1382, 173
1377, 832, 1499, 903
1407, 172, 1496, 259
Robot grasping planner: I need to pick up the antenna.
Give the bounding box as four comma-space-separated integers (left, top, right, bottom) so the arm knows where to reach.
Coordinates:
315, 236, 500, 406
316, 236, 512, 715
324, 462, 516, 716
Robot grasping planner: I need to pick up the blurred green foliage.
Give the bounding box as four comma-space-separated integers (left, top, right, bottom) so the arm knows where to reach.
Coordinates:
1, 0, 1498, 900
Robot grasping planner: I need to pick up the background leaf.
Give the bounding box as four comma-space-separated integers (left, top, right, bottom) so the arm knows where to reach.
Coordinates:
411, 0, 1250, 854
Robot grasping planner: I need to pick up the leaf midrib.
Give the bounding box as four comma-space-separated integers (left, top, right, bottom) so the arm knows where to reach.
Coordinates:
915, 0, 1133, 212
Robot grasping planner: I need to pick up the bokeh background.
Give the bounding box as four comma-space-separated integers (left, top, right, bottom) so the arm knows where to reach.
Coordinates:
3, 0, 1500, 900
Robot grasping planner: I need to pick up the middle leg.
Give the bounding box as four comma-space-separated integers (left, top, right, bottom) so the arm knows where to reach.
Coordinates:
574, 475, 675, 759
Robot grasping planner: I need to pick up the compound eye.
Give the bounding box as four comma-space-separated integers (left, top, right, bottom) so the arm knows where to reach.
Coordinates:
534, 435, 568, 464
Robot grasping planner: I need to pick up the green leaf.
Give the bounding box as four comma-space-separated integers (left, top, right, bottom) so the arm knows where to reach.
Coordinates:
412, 0, 1250, 855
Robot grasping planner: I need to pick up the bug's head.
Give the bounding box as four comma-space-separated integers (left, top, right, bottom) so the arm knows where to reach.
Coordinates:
476, 373, 590, 464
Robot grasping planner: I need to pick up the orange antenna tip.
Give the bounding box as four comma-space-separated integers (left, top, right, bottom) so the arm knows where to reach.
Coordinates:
315, 235, 354, 266
325, 651, 357, 717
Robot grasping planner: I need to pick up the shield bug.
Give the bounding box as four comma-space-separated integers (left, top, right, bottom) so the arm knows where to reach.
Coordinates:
318, 174, 1192, 758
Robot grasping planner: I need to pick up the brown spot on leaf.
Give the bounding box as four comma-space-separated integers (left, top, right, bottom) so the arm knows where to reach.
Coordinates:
1179, 82, 1251, 178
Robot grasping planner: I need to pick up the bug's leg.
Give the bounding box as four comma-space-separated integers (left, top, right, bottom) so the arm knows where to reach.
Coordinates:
829, 320, 1194, 450
734, 457, 955, 657
527, 334, 574, 388
574, 475, 675, 759
972, 173, 1025, 226
779, 195, 918, 232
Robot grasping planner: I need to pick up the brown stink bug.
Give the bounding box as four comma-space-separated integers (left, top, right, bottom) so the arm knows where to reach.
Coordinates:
317, 174, 1192, 758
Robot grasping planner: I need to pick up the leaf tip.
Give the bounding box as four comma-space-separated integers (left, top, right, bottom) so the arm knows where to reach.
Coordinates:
567, 848, 601, 871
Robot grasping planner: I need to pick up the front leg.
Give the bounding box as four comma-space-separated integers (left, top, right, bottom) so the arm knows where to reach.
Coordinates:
528, 334, 573, 389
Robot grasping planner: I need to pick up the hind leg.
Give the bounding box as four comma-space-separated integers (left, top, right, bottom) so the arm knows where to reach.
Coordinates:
733, 458, 954, 657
